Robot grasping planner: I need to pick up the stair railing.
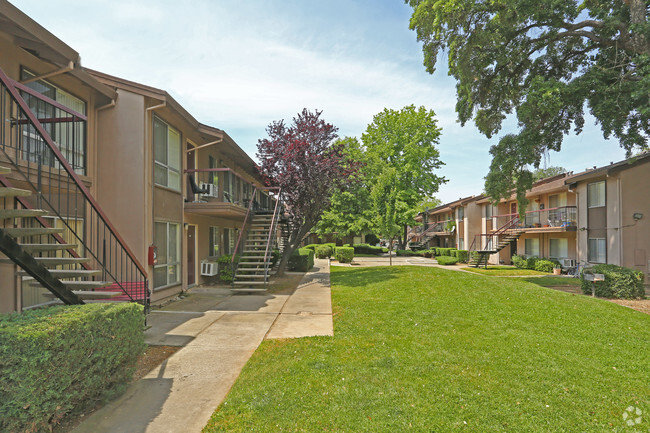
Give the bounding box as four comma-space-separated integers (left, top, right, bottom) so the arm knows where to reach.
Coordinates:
230, 186, 257, 282
0, 67, 149, 308
468, 215, 521, 266
263, 187, 282, 287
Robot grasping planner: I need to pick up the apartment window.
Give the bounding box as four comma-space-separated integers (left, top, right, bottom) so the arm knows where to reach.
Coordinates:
153, 116, 181, 191
457, 206, 465, 220
588, 238, 606, 263
154, 222, 180, 288
524, 238, 539, 257
587, 181, 605, 208
20, 70, 87, 174
485, 204, 493, 218
209, 226, 220, 257
223, 228, 232, 255
549, 238, 568, 260
459, 238, 464, 249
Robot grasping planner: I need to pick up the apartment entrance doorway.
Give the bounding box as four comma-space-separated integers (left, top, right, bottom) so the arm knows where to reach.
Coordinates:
187, 225, 196, 286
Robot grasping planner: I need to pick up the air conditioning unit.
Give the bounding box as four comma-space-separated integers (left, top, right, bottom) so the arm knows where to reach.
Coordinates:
206, 183, 218, 198
201, 261, 218, 276
562, 258, 576, 268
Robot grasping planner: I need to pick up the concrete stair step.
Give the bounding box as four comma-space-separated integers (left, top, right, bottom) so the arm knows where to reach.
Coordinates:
20, 243, 78, 252
232, 281, 267, 285
5, 227, 65, 237
18, 269, 102, 278
0, 257, 90, 266
0, 209, 49, 219
235, 274, 268, 279
0, 187, 31, 198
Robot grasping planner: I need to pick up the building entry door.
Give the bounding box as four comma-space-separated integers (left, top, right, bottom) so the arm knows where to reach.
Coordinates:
187, 225, 196, 286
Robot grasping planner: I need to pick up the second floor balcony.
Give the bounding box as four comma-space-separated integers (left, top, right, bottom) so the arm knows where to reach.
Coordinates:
493, 206, 577, 232
184, 168, 275, 218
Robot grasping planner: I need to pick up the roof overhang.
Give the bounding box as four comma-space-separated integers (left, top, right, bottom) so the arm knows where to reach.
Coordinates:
0, 0, 116, 104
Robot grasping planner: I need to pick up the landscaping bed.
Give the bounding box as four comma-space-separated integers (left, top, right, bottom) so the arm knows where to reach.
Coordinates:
203, 266, 650, 432
461, 266, 550, 276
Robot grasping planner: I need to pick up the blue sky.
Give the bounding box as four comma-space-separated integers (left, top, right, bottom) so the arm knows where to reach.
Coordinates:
13, 0, 627, 203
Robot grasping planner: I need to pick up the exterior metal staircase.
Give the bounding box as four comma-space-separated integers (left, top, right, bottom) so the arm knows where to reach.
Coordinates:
231, 187, 283, 291
0, 167, 120, 304
0, 65, 148, 310
468, 216, 523, 268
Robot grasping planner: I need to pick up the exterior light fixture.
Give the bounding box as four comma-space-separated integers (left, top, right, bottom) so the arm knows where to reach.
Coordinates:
633, 212, 643, 220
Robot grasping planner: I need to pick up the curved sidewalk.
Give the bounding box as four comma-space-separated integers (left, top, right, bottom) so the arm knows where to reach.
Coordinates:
72, 259, 332, 433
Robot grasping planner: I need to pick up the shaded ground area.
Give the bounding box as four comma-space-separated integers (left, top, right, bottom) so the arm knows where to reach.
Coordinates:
203, 265, 650, 432
68, 260, 332, 433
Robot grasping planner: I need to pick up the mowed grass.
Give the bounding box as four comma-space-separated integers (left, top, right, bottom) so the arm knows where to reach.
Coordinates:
461, 266, 549, 276
203, 266, 650, 432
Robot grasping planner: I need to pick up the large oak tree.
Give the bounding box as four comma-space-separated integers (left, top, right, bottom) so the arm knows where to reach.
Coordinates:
407, 0, 649, 210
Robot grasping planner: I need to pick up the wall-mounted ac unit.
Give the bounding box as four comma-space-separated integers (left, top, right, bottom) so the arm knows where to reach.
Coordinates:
201, 261, 218, 276
562, 258, 576, 268
207, 183, 218, 198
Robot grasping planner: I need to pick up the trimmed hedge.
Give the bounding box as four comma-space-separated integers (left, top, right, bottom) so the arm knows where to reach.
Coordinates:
315, 245, 333, 259
436, 256, 459, 265
289, 248, 315, 271
0, 303, 144, 433
581, 264, 645, 299
334, 246, 355, 263
534, 259, 558, 273
396, 249, 417, 256
456, 249, 469, 263
353, 244, 383, 255
436, 248, 455, 256
512, 255, 527, 269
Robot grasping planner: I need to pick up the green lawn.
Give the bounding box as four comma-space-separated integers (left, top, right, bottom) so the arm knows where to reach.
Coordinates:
203, 266, 650, 432
521, 276, 583, 287
461, 266, 550, 276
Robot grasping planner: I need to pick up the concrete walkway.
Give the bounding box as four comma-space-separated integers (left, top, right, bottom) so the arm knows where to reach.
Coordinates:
72, 260, 332, 433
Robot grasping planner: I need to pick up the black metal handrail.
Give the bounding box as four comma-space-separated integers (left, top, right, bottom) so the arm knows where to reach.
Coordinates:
0, 66, 149, 307
263, 188, 282, 286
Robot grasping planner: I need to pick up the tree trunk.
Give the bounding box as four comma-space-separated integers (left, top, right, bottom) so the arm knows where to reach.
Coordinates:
625, 0, 649, 54
275, 224, 310, 276
389, 236, 393, 266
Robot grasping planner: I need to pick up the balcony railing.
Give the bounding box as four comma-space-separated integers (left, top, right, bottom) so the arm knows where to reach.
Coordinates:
185, 168, 275, 212
493, 206, 577, 230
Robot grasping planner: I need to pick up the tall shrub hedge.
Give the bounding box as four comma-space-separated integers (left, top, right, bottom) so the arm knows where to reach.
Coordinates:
315, 245, 333, 259
581, 264, 645, 299
0, 303, 145, 433
334, 247, 354, 263
289, 248, 315, 271
352, 244, 383, 255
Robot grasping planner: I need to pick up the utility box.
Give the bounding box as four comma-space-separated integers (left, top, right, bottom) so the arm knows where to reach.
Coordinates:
201, 261, 219, 276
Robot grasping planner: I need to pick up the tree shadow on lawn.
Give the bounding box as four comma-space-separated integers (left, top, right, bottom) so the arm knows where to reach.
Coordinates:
331, 266, 404, 289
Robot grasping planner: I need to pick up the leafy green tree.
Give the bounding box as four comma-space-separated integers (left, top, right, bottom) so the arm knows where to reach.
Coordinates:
416, 196, 442, 213
533, 166, 567, 181
370, 167, 402, 265
315, 138, 372, 239
407, 0, 650, 208
362, 105, 446, 248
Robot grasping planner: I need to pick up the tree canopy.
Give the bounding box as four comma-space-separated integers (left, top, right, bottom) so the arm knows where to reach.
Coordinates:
257, 109, 358, 274
316, 105, 446, 248
407, 0, 650, 205
532, 166, 567, 181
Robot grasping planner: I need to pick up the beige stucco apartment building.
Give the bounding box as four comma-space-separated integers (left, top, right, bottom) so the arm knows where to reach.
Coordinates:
0, 1, 268, 311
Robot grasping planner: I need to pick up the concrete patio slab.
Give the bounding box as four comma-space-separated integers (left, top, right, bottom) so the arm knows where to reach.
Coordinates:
266, 313, 333, 339
144, 311, 225, 346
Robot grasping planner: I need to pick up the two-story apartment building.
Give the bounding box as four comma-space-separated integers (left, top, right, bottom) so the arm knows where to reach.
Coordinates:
0, 1, 273, 312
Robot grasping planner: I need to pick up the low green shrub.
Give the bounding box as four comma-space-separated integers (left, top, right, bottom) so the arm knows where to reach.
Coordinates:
422, 249, 435, 258
289, 248, 315, 271
271, 248, 281, 267
456, 249, 469, 263
512, 255, 527, 269
436, 256, 459, 265
334, 246, 354, 263
365, 233, 380, 245
449, 249, 458, 258
353, 243, 383, 255
396, 249, 417, 256
217, 254, 239, 281
526, 256, 540, 269
534, 259, 557, 273
315, 244, 333, 259
0, 303, 144, 433
437, 248, 454, 256
303, 244, 318, 251
581, 264, 645, 299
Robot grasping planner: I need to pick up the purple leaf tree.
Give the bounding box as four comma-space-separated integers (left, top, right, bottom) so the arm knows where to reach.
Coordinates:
257, 108, 358, 275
